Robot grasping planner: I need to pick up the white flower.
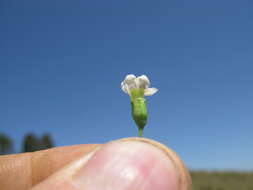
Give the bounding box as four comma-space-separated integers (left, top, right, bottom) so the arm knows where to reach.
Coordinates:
121, 74, 158, 96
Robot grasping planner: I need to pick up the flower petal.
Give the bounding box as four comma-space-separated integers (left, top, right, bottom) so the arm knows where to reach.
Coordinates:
144, 88, 158, 96
124, 74, 136, 84
134, 77, 141, 89
138, 75, 150, 88
121, 81, 128, 93
124, 74, 137, 90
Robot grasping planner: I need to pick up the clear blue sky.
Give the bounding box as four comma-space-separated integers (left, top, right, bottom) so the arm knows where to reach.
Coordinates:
1, 0, 252, 170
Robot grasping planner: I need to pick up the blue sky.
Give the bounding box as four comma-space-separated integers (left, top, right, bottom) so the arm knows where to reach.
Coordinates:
1, 0, 252, 170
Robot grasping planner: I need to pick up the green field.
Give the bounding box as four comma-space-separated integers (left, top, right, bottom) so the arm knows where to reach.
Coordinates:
190, 171, 253, 190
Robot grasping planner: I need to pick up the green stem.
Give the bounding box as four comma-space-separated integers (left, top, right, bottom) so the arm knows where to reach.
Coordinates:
138, 128, 143, 137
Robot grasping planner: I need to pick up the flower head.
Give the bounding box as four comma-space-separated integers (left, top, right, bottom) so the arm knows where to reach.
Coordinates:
121, 74, 158, 137
121, 74, 158, 98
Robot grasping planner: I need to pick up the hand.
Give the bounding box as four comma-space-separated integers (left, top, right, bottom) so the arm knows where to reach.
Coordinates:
0, 137, 191, 190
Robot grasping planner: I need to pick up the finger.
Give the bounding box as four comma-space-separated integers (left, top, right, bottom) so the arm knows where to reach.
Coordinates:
32, 137, 191, 190
0, 144, 100, 190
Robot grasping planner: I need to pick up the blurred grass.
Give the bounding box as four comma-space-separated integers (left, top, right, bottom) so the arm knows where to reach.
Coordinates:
190, 171, 253, 190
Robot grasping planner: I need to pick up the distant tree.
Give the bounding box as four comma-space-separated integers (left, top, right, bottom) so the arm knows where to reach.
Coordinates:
0, 133, 13, 155
40, 133, 54, 150
22, 133, 40, 152
22, 133, 55, 152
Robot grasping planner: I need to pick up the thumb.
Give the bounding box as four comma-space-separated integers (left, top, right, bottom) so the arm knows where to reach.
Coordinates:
31, 138, 191, 190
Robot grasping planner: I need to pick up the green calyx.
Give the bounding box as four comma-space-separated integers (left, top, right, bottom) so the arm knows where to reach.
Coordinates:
130, 89, 147, 137
130, 88, 144, 101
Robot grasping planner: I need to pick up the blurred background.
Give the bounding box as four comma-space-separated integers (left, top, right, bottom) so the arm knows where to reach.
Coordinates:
1, 0, 252, 189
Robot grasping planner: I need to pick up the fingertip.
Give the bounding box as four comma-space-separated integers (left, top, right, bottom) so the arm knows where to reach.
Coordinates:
118, 137, 192, 190
32, 138, 191, 190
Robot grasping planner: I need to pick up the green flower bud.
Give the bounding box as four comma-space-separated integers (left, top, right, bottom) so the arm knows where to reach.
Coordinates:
131, 97, 147, 137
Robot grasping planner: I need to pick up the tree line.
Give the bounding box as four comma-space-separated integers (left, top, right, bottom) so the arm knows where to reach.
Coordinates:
0, 133, 54, 155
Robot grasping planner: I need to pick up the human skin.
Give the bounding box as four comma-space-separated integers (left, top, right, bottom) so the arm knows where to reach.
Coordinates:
0, 137, 191, 190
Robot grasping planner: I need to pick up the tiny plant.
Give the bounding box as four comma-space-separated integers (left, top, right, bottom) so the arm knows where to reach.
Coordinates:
121, 74, 158, 137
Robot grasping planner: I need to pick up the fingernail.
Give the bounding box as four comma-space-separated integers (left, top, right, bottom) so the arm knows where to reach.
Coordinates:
72, 139, 179, 190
